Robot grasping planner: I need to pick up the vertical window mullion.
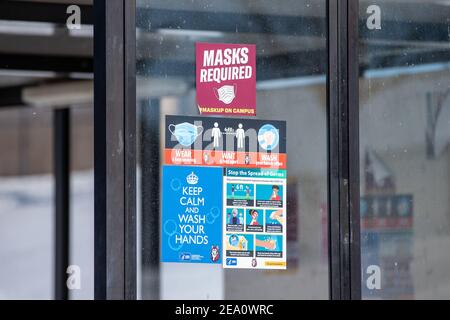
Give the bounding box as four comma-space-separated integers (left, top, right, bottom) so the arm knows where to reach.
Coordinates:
94, 0, 136, 300
327, 0, 361, 300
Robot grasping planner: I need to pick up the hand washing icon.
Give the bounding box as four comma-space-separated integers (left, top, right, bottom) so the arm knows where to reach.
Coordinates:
214, 84, 237, 105
169, 122, 204, 147
258, 124, 280, 151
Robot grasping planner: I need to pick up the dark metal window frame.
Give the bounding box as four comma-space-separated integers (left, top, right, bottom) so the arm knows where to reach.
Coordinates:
328, 0, 361, 300
94, 0, 136, 300
93, 0, 361, 300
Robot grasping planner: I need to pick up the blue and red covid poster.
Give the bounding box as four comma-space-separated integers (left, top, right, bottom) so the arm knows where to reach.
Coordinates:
161, 115, 287, 269
161, 165, 223, 264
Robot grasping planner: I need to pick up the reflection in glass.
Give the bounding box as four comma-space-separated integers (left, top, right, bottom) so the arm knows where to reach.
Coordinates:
359, 0, 450, 299
137, 0, 328, 299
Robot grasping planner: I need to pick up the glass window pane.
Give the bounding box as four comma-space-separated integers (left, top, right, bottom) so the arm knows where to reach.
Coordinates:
0, 3, 94, 299
136, 0, 329, 300
359, 0, 450, 299
0, 109, 53, 299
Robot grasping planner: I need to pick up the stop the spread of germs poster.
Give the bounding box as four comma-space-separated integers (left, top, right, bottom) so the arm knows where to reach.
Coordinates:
223, 168, 287, 270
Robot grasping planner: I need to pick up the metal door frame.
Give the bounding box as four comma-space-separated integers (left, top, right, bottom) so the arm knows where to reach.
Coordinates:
328, 0, 361, 300
93, 0, 361, 300
93, 0, 136, 300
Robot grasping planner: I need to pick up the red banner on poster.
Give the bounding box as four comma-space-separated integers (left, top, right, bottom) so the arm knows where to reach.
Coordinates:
196, 42, 256, 116
164, 149, 287, 169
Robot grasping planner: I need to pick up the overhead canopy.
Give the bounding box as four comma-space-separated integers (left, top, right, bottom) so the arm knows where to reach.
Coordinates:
0, 0, 449, 107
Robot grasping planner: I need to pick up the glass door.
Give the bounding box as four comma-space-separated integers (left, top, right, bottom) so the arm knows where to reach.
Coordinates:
359, 0, 450, 299
135, 0, 329, 299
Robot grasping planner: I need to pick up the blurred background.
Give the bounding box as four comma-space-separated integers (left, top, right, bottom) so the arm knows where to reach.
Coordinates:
0, 0, 94, 299
359, 0, 450, 300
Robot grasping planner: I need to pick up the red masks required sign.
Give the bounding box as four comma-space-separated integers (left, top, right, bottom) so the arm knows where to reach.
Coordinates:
196, 42, 256, 116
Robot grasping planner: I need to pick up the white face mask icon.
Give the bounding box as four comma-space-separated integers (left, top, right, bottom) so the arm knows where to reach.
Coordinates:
215, 85, 236, 105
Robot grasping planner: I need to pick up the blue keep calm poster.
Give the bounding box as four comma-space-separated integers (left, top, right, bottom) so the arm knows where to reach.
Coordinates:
162, 165, 223, 264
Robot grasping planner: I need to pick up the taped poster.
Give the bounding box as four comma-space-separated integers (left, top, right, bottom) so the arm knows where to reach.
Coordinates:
223, 168, 287, 270
163, 115, 287, 270
161, 165, 223, 264
165, 115, 286, 170
196, 43, 256, 116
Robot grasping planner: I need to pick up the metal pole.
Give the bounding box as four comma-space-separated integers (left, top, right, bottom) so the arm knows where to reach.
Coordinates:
54, 108, 70, 300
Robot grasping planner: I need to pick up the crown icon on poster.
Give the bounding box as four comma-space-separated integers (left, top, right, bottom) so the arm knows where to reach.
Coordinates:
186, 172, 199, 185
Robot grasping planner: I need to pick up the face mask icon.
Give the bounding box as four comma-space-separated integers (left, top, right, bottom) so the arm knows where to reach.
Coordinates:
169, 122, 203, 147
214, 84, 237, 105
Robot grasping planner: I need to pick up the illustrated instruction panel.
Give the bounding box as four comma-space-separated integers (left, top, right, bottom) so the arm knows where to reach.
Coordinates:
165, 115, 286, 170
223, 168, 287, 270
